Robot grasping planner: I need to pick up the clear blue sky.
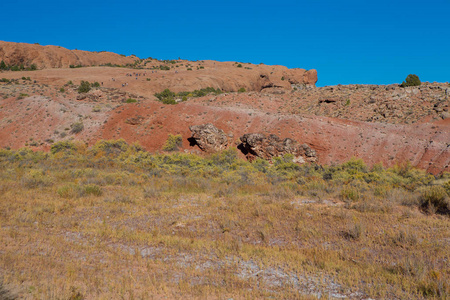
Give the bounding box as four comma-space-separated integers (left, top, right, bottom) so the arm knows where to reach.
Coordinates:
1, 0, 449, 86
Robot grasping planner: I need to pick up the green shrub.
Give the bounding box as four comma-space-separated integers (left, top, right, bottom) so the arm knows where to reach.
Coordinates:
401, 74, 421, 87
70, 122, 84, 134
419, 186, 449, 215
0, 60, 7, 70
238, 87, 246, 93
17, 93, 29, 100
237, 64, 242, 68
443, 180, 450, 196
154, 89, 176, 104
21, 169, 53, 189
91, 139, 130, 157
163, 134, 182, 152
126, 98, 137, 103
78, 81, 91, 93
51, 141, 78, 155
82, 184, 103, 197
57, 184, 78, 198
92, 82, 100, 88
58, 184, 102, 198
60, 87, 65, 93
340, 186, 360, 202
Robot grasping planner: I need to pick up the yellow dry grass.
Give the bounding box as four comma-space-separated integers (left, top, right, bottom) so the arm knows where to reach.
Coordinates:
0, 146, 449, 299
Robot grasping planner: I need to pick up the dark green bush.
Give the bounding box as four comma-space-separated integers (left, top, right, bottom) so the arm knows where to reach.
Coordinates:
401, 74, 421, 87
70, 122, 84, 134
126, 98, 137, 103
154, 89, 176, 104
78, 81, 91, 93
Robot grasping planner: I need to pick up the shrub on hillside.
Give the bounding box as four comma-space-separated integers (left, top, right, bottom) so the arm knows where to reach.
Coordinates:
78, 81, 91, 93
91, 139, 129, 156
401, 74, 421, 87
154, 89, 176, 104
70, 122, 84, 134
50, 141, 78, 154
419, 185, 449, 215
163, 134, 182, 152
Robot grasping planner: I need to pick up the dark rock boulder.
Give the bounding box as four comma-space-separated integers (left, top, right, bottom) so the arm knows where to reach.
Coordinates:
189, 123, 229, 152
240, 133, 316, 163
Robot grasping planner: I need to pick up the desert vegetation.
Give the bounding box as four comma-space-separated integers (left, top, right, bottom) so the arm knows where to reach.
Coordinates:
154, 87, 222, 104
401, 74, 421, 87
0, 140, 448, 299
0, 60, 37, 71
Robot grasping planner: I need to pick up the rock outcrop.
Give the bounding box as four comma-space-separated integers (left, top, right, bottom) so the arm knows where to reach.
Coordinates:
240, 133, 317, 163
189, 123, 229, 152
0, 41, 137, 69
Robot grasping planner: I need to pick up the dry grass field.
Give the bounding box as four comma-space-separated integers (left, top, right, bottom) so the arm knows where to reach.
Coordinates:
0, 140, 449, 299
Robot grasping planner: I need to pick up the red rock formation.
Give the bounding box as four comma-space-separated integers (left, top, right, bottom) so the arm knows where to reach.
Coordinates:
0, 41, 137, 69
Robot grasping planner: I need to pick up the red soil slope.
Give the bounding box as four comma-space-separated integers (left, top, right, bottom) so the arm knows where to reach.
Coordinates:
0, 41, 137, 69
0, 42, 448, 174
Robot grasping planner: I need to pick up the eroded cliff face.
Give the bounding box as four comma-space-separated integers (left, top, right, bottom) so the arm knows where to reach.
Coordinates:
0, 41, 137, 69
1, 41, 448, 174
0, 41, 318, 93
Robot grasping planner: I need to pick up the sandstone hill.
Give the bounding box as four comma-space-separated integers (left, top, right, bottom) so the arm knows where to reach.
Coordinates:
0, 41, 448, 174
0, 41, 138, 69
0, 41, 317, 93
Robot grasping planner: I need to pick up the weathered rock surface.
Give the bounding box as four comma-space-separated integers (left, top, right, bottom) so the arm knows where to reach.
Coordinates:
240, 133, 317, 163
0, 41, 137, 69
189, 123, 229, 152
0, 41, 317, 93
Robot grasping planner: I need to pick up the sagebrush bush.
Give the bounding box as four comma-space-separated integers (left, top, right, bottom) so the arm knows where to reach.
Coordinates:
70, 122, 84, 134
163, 134, 182, 152
419, 185, 449, 215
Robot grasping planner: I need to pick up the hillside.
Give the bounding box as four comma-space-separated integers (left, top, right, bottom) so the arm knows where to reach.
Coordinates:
0, 41, 449, 175
0, 41, 138, 69
0, 41, 449, 300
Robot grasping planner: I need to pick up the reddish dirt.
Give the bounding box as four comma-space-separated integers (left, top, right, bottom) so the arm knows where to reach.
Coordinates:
0, 41, 137, 69
0, 42, 449, 174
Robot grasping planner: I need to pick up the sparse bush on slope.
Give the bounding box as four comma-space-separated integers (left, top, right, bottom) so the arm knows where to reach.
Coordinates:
401, 74, 421, 87
77, 80, 91, 93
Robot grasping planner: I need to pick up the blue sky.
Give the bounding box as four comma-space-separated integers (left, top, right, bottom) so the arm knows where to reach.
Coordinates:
1, 0, 449, 86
